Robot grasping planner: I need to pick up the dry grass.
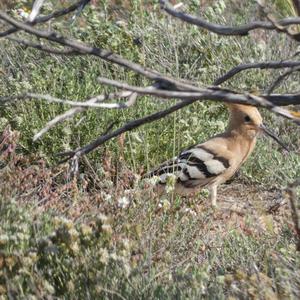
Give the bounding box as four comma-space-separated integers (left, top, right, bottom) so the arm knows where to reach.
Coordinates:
1, 126, 299, 299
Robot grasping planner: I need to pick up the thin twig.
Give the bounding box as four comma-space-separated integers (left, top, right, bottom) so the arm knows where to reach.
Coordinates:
1, 87, 299, 128
214, 61, 300, 85
0, 11, 219, 93
30, 92, 300, 142
2, 85, 300, 109
97, 77, 300, 122
0, 0, 91, 37
57, 99, 199, 160
7, 36, 80, 55
266, 13, 300, 41
32, 92, 137, 141
0, 92, 137, 108
267, 66, 300, 94
28, 0, 46, 22
263, 93, 300, 106
1, 3, 299, 162
160, 0, 300, 36
55, 90, 299, 160
4, 9, 300, 113
56, 90, 299, 161
292, 0, 300, 17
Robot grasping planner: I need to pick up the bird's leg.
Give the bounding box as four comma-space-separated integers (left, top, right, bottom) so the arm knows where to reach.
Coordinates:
209, 185, 218, 207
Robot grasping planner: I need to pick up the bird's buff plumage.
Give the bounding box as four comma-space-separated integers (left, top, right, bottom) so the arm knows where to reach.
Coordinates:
145, 103, 288, 207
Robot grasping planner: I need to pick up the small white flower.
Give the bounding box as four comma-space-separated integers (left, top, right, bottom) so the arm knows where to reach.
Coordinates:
184, 208, 197, 216
110, 252, 118, 261
124, 189, 133, 195
115, 20, 128, 28
146, 176, 160, 186
215, 120, 226, 132
43, 280, 55, 294
118, 196, 130, 209
0, 118, 8, 130
159, 199, 171, 211
165, 174, 177, 193
99, 248, 109, 264
101, 192, 112, 202
131, 132, 143, 143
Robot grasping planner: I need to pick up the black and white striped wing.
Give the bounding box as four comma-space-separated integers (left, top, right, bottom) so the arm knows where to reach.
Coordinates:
147, 145, 230, 188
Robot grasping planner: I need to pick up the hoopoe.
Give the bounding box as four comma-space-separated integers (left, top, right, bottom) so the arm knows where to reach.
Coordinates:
146, 103, 288, 207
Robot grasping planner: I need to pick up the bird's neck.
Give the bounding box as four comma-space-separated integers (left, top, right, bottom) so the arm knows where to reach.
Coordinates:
226, 127, 257, 163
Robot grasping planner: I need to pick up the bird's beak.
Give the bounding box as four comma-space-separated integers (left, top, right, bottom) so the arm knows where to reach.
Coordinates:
259, 124, 289, 152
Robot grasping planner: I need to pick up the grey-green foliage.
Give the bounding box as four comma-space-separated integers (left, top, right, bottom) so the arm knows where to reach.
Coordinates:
0, 0, 299, 185
1, 191, 300, 299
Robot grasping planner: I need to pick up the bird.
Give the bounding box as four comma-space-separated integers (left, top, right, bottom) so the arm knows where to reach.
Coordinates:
145, 103, 288, 207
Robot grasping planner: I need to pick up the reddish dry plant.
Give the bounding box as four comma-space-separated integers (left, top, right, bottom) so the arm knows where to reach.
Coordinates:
0, 126, 138, 218
0, 126, 78, 211
100, 133, 138, 191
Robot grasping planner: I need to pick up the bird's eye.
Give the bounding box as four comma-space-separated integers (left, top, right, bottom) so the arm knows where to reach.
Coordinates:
244, 115, 251, 122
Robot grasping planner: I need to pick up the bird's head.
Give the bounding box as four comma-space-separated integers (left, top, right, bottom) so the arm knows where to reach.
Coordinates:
226, 103, 289, 151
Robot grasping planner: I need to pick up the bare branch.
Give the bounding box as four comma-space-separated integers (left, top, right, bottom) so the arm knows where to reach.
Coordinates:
31, 92, 300, 141
57, 99, 199, 160
264, 93, 300, 106
267, 66, 300, 94
0, 0, 91, 38
292, 0, 300, 17
266, 13, 300, 41
6, 9, 299, 112
7, 37, 80, 55
70, 0, 91, 22
160, 0, 300, 36
28, 0, 46, 22
57, 91, 299, 161
1, 3, 299, 162
97, 77, 300, 121
214, 61, 300, 85
0, 92, 138, 108
0, 11, 204, 93
0, 90, 138, 140
33, 91, 137, 141
2, 11, 300, 108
